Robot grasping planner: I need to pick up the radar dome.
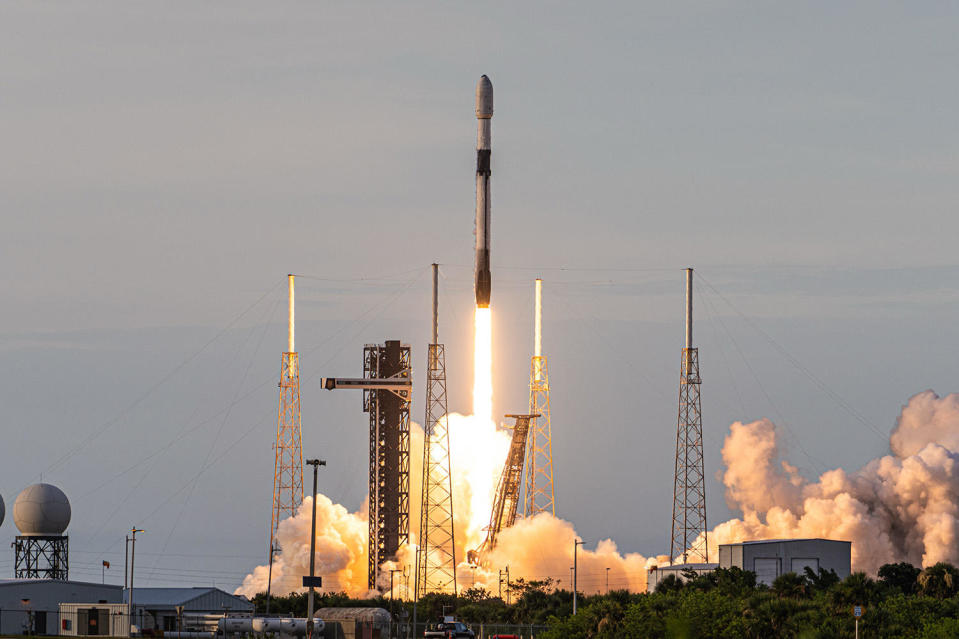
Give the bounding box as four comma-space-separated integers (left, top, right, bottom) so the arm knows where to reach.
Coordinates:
14, 484, 71, 536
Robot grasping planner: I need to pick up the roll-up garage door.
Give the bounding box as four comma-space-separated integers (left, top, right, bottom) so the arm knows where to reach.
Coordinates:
754, 557, 781, 585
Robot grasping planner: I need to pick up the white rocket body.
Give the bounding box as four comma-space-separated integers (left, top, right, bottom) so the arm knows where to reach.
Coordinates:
475, 75, 493, 308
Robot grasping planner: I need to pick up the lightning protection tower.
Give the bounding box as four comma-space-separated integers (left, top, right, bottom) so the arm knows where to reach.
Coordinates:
524, 278, 555, 517
670, 268, 707, 564
267, 275, 305, 599
415, 264, 457, 597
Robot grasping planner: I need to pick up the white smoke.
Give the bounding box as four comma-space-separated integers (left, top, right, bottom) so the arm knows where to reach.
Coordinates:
236, 411, 659, 596
706, 390, 959, 575
238, 390, 959, 597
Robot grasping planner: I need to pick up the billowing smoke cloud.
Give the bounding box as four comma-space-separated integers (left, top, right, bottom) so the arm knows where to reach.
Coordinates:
237, 412, 658, 596
238, 390, 959, 597
706, 390, 959, 575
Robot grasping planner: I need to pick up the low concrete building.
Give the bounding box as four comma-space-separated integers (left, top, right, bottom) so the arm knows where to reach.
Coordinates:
646, 563, 718, 593
0, 579, 122, 635
718, 538, 851, 585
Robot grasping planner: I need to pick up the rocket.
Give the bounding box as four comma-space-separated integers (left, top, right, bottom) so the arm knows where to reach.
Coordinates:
474, 75, 493, 308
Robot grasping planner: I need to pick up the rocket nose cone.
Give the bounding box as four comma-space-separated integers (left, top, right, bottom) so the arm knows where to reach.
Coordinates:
476, 75, 493, 119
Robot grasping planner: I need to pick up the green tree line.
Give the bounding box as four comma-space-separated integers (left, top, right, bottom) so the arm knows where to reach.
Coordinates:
256, 562, 959, 638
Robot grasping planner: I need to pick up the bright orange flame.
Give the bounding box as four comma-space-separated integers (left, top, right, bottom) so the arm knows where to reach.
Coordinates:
472, 306, 492, 426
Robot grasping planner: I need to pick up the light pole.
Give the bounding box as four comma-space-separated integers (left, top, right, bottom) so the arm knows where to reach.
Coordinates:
129, 528, 144, 634
306, 459, 326, 639
606, 567, 610, 594
573, 539, 584, 615
389, 568, 403, 638
505, 566, 510, 605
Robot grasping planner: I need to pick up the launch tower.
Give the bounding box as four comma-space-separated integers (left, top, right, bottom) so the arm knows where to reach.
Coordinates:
524, 279, 555, 517
322, 342, 413, 589
364, 341, 411, 589
669, 268, 708, 564
468, 413, 537, 566
415, 264, 457, 597
268, 275, 304, 597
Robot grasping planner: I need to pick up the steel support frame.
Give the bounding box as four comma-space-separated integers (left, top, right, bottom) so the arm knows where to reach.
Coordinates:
670, 347, 708, 564
15, 535, 69, 580
415, 343, 457, 597
270, 352, 304, 562
364, 341, 411, 590
524, 355, 555, 517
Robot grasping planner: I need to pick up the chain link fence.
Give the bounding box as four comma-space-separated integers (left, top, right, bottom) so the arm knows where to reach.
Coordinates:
396, 622, 550, 639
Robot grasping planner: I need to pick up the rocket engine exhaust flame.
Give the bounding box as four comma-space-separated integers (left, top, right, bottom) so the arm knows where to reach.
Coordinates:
472, 307, 493, 427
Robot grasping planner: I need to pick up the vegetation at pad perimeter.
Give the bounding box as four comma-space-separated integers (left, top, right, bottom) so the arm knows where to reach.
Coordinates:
257, 562, 959, 638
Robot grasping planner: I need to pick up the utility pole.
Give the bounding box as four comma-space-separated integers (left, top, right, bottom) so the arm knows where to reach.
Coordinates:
124, 536, 130, 589
606, 567, 610, 594
573, 539, 584, 615
306, 459, 326, 639
128, 528, 144, 634
505, 566, 510, 605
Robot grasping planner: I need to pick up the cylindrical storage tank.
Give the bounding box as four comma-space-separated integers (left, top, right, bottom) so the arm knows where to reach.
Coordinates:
285, 618, 324, 636
13, 484, 71, 536
219, 617, 253, 634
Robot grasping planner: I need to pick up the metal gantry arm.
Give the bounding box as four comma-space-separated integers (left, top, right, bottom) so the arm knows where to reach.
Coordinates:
321, 376, 412, 400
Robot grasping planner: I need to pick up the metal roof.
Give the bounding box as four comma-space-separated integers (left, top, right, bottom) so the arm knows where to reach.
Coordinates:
720, 538, 851, 546
648, 563, 718, 571
0, 579, 122, 589
123, 588, 253, 611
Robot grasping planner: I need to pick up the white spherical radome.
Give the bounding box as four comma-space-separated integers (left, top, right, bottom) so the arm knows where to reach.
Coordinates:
13, 484, 71, 536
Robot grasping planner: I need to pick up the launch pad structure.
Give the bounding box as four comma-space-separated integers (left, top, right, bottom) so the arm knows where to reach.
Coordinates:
415, 264, 457, 597
524, 278, 555, 518
468, 413, 538, 566
670, 268, 708, 564
267, 275, 304, 601
322, 342, 413, 590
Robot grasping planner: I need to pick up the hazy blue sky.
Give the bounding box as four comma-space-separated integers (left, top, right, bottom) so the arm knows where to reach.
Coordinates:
2, 2, 958, 588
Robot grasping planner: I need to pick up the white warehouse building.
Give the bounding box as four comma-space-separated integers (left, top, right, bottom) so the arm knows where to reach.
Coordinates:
718, 538, 851, 585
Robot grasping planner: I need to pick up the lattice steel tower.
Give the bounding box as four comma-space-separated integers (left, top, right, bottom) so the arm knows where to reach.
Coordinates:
267, 275, 304, 596
524, 279, 555, 517
670, 268, 707, 564
321, 342, 412, 590
365, 341, 412, 589
415, 264, 457, 597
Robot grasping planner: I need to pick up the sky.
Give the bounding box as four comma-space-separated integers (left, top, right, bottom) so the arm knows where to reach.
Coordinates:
1, 2, 958, 589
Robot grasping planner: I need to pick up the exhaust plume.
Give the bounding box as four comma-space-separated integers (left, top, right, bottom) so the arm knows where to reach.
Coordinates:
705, 390, 959, 574
238, 386, 959, 597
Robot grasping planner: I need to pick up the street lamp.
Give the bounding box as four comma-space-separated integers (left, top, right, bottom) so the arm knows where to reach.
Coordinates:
573, 539, 584, 615
306, 459, 326, 639
129, 528, 144, 635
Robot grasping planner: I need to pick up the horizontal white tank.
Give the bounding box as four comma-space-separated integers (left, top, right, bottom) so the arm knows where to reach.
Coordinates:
219, 616, 324, 637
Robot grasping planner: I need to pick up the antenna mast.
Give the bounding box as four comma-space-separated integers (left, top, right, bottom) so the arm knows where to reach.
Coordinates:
524, 278, 555, 517
267, 274, 305, 600
416, 264, 457, 595
670, 268, 707, 564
